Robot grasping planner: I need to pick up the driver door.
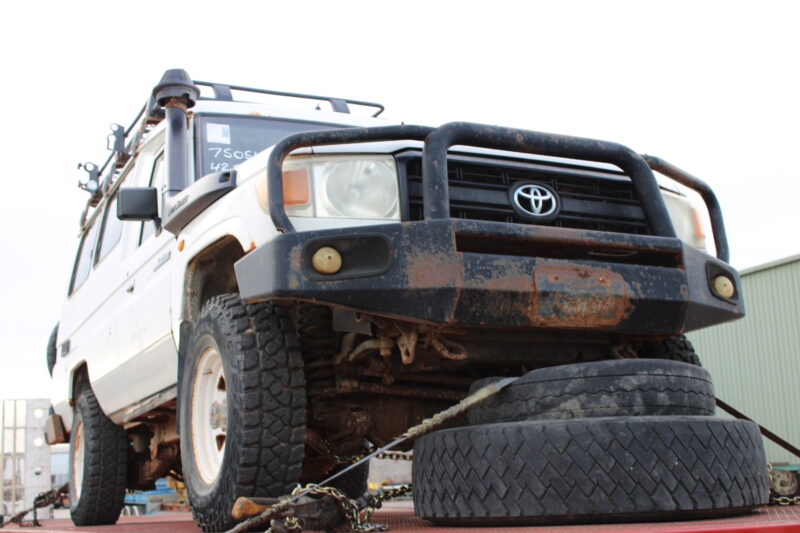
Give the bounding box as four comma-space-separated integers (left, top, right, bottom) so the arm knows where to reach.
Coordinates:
115, 148, 179, 405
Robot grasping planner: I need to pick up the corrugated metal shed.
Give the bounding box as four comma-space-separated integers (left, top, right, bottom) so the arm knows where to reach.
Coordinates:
688, 253, 800, 465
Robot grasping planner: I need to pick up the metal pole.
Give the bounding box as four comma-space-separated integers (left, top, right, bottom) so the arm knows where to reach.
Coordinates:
11, 401, 17, 514
1, 400, 5, 516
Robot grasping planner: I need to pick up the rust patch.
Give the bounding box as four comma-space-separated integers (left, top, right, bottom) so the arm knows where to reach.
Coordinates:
163, 96, 189, 112
530, 262, 633, 328
465, 257, 533, 323
476, 257, 530, 292
405, 252, 462, 288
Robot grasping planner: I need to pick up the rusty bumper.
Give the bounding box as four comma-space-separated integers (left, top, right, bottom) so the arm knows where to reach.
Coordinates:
234, 219, 743, 336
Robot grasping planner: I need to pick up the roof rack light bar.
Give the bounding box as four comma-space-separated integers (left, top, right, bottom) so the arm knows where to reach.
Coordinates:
193, 81, 385, 117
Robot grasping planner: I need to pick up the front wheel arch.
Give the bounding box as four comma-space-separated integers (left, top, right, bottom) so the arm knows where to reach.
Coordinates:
68, 363, 90, 406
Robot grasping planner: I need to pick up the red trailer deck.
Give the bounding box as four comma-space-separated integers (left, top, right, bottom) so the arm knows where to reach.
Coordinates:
5, 503, 800, 533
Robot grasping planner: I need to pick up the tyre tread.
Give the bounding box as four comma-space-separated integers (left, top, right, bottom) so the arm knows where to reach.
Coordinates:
183, 295, 306, 532
469, 359, 715, 425
46, 323, 58, 376
639, 335, 702, 366
413, 416, 768, 525
69, 385, 128, 526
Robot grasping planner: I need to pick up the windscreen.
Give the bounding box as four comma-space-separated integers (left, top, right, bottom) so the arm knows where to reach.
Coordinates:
195, 115, 341, 177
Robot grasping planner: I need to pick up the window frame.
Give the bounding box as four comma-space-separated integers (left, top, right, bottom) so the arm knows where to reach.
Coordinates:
94, 195, 124, 267
68, 220, 100, 296
139, 151, 165, 246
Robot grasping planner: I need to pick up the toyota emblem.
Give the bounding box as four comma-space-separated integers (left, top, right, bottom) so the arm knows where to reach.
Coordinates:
510, 182, 560, 221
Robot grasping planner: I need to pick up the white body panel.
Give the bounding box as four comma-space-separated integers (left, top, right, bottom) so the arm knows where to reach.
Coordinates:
51, 102, 385, 427
114, 140, 178, 413
54, 232, 126, 417
51, 97, 704, 428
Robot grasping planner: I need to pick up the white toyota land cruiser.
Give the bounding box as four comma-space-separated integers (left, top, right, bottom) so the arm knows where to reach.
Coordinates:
45, 69, 762, 532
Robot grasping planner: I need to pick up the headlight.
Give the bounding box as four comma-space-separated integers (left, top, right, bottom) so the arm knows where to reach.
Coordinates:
660, 188, 707, 251
282, 155, 400, 220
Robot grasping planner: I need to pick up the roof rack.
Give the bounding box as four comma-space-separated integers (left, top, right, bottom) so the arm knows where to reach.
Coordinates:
193, 81, 385, 117
76, 72, 385, 229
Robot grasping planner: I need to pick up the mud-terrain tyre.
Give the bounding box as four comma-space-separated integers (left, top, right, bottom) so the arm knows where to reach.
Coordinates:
180, 295, 306, 532
639, 334, 702, 366
296, 303, 337, 360
413, 416, 768, 525
46, 323, 58, 376
468, 359, 715, 425
68, 383, 128, 526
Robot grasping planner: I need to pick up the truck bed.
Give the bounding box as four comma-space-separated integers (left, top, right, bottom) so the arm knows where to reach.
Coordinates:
8, 503, 800, 533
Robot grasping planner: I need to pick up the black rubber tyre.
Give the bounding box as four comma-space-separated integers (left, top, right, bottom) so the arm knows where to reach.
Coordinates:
46, 323, 58, 376
640, 334, 702, 366
413, 416, 768, 525
180, 295, 306, 532
468, 359, 715, 425
68, 383, 128, 526
296, 303, 337, 361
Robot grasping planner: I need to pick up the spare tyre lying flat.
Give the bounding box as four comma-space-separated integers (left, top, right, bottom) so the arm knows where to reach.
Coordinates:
413, 416, 768, 525
468, 359, 715, 425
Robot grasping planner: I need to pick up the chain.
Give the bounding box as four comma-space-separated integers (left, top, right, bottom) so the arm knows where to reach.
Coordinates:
375, 451, 413, 462
768, 463, 800, 506
359, 485, 412, 530
287, 483, 412, 533
0, 483, 68, 529
276, 516, 304, 533
772, 495, 800, 506
329, 445, 413, 466
229, 378, 515, 533
228, 481, 412, 533
291, 485, 363, 530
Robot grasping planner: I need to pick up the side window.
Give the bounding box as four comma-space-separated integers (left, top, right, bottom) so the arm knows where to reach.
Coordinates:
69, 221, 100, 294
96, 196, 124, 264
139, 153, 165, 245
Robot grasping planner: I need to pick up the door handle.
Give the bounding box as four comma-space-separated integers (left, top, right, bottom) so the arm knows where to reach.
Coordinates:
126, 281, 135, 293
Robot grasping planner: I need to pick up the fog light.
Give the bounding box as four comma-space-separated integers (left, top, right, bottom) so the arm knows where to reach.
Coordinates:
312, 246, 342, 275
712, 275, 735, 299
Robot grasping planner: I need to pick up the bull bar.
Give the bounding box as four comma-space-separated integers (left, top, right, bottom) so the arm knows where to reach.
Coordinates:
235, 122, 741, 335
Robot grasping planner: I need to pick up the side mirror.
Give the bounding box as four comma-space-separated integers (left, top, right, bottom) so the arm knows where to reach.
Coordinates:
118, 188, 158, 221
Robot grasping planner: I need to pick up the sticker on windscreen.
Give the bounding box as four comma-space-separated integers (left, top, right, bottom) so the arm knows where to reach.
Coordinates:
206, 123, 231, 145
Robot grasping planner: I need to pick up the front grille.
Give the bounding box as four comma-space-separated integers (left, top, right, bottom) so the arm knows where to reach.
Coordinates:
402, 155, 651, 235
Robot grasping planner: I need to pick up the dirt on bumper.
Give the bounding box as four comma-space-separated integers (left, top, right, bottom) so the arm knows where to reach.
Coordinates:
235, 219, 743, 335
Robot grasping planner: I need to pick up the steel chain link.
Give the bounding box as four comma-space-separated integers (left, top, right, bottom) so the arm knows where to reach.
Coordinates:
375, 451, 413, 462
283, 483, 412, 533
772, 495, 800, 506
246, 379, 524, 533
0, 483, 68, 529
768, 464, 800, 506
276, 516, 303, 533
330, 445, 413, 466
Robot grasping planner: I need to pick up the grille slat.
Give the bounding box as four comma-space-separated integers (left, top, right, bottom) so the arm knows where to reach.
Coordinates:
403, 156, 651, 235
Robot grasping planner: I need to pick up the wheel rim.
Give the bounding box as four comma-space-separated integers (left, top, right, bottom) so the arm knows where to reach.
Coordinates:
192, 346, 228, 484
72, 419, 85, 502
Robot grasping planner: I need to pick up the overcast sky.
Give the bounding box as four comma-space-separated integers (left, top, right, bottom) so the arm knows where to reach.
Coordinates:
0, 0, 797, 401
